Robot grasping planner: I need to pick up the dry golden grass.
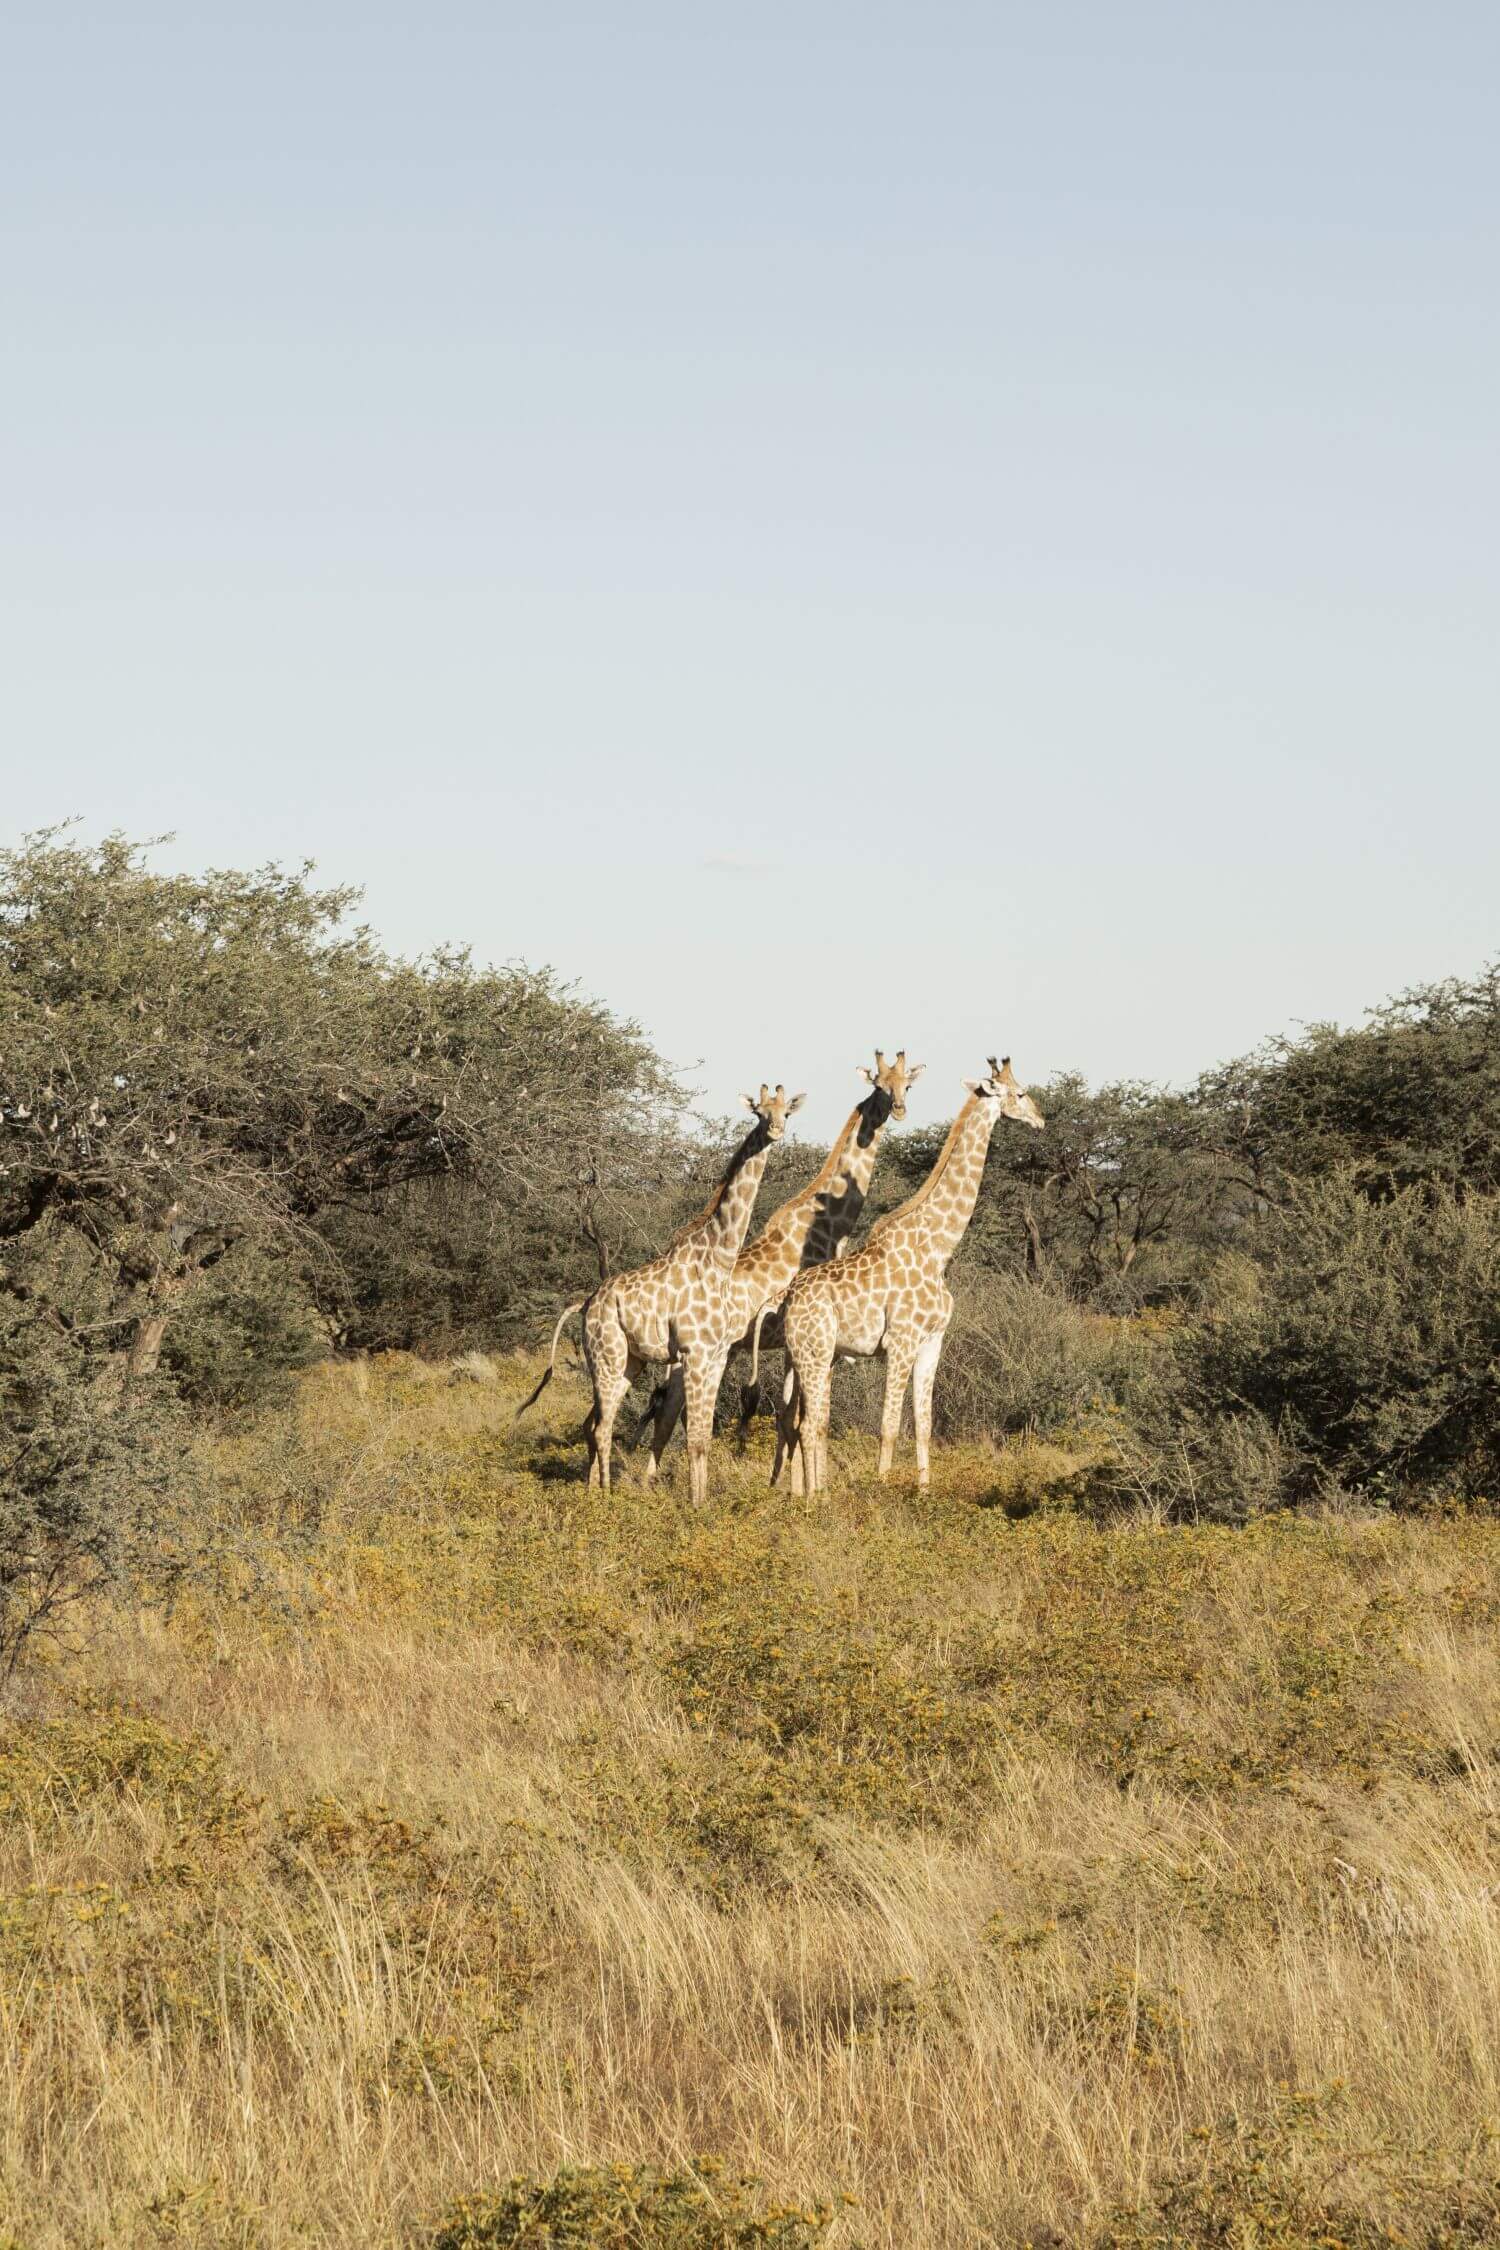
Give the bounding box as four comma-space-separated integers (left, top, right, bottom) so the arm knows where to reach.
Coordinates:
1, 1353, 1498, 2246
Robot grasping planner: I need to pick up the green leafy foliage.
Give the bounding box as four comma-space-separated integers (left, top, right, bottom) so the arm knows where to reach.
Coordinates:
0, 825, 685, 1373
887, 1073, 1233, 1309
1151, 1177, 1500, 1514
1099, 2085, 1500, 2248
0, 1301, 186, 1669
161, 1240, 327, 1408
0, 829, 692, 1663
431, 2162, 835, 2250
1199, 967, 1500, 1204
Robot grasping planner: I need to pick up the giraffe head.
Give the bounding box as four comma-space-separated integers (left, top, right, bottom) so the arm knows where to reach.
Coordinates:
964, 1055, 1045, 1130
740, 1083, 806, 1141
858, 1048, 926, 1123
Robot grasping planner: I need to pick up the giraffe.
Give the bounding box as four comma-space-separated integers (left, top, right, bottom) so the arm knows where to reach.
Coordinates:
516, 1082, 803, 1503
637, 1050, 924, 1480
767, 1057, 1044, 1495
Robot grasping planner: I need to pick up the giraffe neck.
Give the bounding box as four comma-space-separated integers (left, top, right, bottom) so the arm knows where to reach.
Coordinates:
697, 1118, 774, 1268
872, 1094, 980, 1240
797, 1087, 892, 1265
907, 1097, 1002, 1265
709, 1144, 774, 1266
745, 1088, 890, 1263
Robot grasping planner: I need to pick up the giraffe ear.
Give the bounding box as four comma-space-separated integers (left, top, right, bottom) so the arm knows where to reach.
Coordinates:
906, 1063, 925, 1084
963, 1079, 986, 1097
857, 1066, 876, 1086
786, 1092, 807, 1114
740, 1093, 757, 1112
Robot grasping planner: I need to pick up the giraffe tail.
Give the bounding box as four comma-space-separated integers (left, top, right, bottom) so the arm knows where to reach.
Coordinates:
749, 1299, 776, 1391
514, 1298, 588, 1419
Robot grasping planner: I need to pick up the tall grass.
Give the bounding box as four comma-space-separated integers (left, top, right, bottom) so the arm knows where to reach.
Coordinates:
0, 1355, 1496, 2246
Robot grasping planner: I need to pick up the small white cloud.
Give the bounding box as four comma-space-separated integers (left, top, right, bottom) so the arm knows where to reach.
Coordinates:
700, 853, 776, 878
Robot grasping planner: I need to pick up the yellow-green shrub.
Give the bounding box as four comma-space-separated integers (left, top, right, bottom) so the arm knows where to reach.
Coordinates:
431, 2162, 836, 2250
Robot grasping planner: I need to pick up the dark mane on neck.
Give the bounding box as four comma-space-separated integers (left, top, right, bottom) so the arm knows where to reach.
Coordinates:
744, 1086, 887, 1255
807, 1085, 888, 1188
670, 1115, 770, 1245
853, 1083, 894, 1150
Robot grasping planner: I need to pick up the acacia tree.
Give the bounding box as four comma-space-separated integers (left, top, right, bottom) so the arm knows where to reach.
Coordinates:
0, 829, 683, 1374
1192, 966, 1500, 1206
0, 827, 689, 1663
885, 1074, 1231, 1307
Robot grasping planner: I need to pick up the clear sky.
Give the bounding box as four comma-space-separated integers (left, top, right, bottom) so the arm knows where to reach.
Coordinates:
4, 3, 1496, 1132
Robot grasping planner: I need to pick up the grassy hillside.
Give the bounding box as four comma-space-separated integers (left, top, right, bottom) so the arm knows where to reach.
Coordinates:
1, 1355, 1497, 2247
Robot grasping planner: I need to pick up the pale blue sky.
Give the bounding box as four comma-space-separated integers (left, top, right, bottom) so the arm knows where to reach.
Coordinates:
4, 4, 1496, 1130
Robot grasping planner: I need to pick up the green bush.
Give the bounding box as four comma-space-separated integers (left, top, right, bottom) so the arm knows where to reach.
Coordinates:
1097, 2084, 1500, 2247
0, 1303, 188, 1670
1192, 1178, 1497, 1501
431, 2163, 835, 2249
930, 1270, 1163, 1441
666, 1589, 992, 1822
1199, 964, 1500, 1204
162, 1244, 327, 1409
1109, 1178, 1500, 1518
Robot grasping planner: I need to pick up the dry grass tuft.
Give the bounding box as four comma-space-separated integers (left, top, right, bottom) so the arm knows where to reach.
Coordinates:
0, 1354, 1496, 2246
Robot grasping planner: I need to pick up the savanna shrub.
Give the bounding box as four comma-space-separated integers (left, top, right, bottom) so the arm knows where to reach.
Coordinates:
1114, 1178, 1500, 1517
930, 1269, 1163, 1441
431, 2163, 834, 2249
0, 1304, 188, 1670
1098, 2083, 1500, 2247
162, 1244, 327, 1409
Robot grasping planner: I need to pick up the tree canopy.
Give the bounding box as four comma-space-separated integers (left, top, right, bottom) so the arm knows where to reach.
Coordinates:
0, 828, 683, 1371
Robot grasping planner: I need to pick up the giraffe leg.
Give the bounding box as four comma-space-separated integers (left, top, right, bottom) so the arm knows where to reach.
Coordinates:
701, 1341, 753, 1454
590, 1379, 630, 1492
633, 1376, 669, 1452
778, 1369, 808, 1494
582, 1368, 603, 1489
587, 1331, 637, 1493
737, 1371, 762, 1449
877, 1338, 919, 1481
581, 1304, 609, 1487
682, 1351, 728, 1508
911, 1327, 947, 1489
816, 1383, 835, 1495
798, 1364, 832, 1496
643, 1364, 686, 1484
782, 1359, 805, 1485
738, 1322, 775, 1450
789, 1370, 807, 1496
